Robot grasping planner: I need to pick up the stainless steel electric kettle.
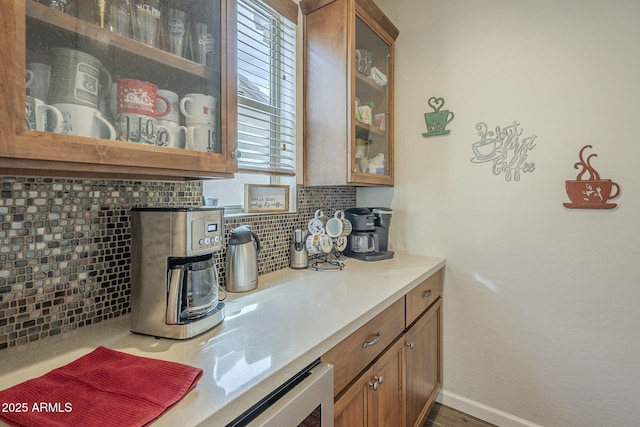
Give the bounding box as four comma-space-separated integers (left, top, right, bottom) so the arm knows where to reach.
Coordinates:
226, 225, 261, 292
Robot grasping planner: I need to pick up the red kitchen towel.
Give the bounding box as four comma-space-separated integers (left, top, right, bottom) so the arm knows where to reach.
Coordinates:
0, 346, 203, 427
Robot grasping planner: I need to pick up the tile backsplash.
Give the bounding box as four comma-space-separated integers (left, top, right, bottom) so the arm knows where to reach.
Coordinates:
0, 176, 356, 350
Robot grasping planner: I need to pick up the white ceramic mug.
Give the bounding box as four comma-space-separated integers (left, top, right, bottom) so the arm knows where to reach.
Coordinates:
306, 234, 332, 255
307, 209, 327, 236
186, 124, 217, 152
26, 96, 63, 133
156, 89, 180, 123
116, 112, 167, 145
180, 93, 216, 125
325, 210, 352, 238
26, 63, 51, 101
54, 103, 116, 139
157, 119, 186, 148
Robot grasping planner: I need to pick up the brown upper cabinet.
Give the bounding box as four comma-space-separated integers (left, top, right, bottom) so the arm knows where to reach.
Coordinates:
0, 0, 237, 179
301, 0, 398, 186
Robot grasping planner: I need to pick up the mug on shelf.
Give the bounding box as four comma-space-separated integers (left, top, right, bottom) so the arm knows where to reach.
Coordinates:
26, 63, 51, 101
157, 119, 186, 149
180, 93, 216, 125
186, 124, 217, 152
116, 112, 167, 145
26, 96, 63, 133
48, 48, 111, 110
117, 78, 166, 117
54, 103, 116, 140
155, 89, 180, 123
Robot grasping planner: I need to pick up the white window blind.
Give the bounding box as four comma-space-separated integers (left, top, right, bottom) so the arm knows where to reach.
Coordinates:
237, 0, 297, 175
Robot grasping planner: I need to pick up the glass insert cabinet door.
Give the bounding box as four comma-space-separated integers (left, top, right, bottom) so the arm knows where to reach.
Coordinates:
352, 14, 393, 182
24, 0, 224, 155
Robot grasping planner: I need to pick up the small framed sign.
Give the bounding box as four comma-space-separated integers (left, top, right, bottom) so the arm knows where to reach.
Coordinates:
245, 184, 290, 213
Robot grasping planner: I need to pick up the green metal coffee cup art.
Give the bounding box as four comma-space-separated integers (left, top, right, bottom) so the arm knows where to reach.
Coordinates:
423, 97, 454, 137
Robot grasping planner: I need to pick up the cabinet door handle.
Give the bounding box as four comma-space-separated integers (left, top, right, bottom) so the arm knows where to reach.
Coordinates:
422, 289, 432, 299
406, 342, 415, 350
362, 331, 381, 349
375, 375, 384, 384
369, 381, 379, 390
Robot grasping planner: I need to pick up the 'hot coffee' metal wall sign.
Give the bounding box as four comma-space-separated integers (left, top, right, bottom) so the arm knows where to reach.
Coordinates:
564, 145, 621, 209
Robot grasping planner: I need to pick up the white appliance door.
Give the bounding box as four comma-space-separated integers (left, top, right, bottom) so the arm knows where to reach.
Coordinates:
247, 362, 334, 427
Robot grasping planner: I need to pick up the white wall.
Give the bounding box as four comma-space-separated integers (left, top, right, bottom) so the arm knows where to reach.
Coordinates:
361, 1, 640, 426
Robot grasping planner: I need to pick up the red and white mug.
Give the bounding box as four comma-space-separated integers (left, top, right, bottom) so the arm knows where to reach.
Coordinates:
117, 78, 168, 117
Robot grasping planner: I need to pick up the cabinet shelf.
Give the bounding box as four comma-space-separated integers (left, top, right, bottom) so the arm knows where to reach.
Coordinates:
25, 0, 217, 80
355, 71, 386, 94
355, 120, 385, 135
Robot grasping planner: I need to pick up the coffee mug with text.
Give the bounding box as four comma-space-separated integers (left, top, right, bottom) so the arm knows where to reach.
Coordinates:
180, 93, 216, 125
54, 103, 116, 139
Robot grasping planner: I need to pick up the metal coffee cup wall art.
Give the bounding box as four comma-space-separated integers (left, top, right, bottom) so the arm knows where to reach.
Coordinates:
563, 145, 621, 209
423, 97, 454, 137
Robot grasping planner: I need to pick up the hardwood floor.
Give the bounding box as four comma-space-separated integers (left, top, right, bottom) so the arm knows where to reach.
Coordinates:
423, 403, 497, 427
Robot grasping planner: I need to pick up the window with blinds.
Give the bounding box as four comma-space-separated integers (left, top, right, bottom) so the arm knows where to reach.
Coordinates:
236, 0, 297, 175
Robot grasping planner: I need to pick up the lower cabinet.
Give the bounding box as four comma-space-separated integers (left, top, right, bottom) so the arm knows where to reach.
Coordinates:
324, 268, 444, 427
405, 298, 443, 427
334, 339, 405, 427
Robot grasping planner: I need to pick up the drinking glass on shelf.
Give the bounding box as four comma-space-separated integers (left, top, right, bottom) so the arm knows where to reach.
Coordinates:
132, 0, 163, 48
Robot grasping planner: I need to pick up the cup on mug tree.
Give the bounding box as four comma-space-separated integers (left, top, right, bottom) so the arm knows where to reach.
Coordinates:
307, 209, 327, 236
54, 103, 116, 140
180, 93, 216, 125
155, 89, 180, 123
157, 119, 186, 149
26, 96, 63, 133
306, 234, 332, 255
116, 112, 168, 145
325, 210, 352, 238
186, 124, 217, 153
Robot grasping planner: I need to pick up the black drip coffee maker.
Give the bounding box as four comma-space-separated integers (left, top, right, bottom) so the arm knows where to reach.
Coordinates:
344, 207, 394, 261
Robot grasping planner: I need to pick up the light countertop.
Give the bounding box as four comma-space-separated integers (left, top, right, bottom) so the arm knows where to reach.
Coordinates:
0, 253, 445, 426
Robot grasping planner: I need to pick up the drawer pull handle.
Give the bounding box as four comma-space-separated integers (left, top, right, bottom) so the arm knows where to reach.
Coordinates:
362, 331, 381, 349
422, 290, 432, 299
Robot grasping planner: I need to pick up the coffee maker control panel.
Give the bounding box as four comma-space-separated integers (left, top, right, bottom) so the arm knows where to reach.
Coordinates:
190, 209, 224, 253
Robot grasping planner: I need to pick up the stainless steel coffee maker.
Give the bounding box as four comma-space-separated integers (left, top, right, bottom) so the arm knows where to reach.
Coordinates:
131, 207, 225, 339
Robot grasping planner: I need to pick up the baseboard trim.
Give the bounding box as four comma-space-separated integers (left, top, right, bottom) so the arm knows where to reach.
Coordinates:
437, 390, 543, 427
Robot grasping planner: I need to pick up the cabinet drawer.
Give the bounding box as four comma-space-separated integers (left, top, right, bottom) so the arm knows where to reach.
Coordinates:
322, 298, 405, 396
405, 268, 443, 327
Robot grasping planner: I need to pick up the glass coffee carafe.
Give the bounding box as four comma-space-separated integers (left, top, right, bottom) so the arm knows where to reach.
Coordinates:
167, 254, 223, 324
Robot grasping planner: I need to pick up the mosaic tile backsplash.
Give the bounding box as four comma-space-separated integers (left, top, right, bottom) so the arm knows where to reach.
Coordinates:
0, 176, 356, 350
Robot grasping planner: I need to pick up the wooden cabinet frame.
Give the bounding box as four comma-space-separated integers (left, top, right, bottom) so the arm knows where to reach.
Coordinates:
301, 0, 398, 186
0, 1, 237, 180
